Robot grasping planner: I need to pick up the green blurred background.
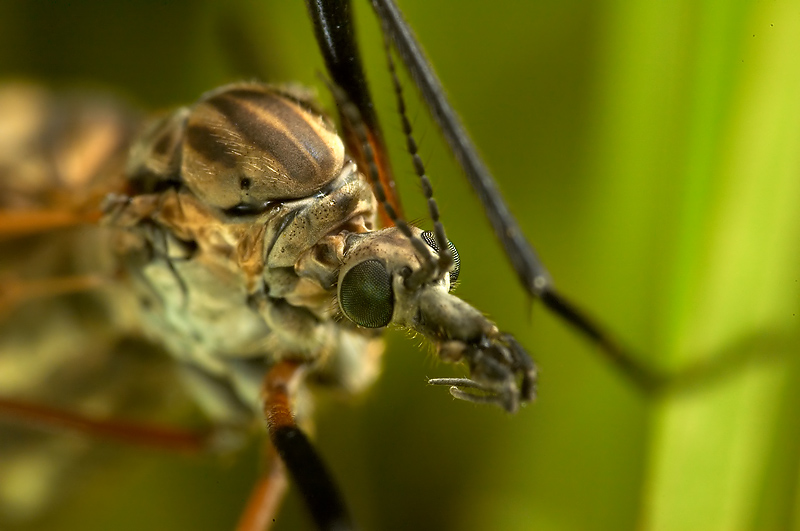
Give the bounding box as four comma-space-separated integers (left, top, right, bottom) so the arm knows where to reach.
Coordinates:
1, 0, 799, 530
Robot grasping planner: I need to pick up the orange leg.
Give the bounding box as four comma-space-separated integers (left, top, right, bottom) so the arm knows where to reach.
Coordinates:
0, 208, 100, 237
236, 447, 288, 531
0, 397, 216, 455
0, 273, 108, 316
260, 360, 355, 531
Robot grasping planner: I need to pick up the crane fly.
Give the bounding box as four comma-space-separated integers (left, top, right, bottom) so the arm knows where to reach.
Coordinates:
2, 1, 798, 531
1, 2, 542, 528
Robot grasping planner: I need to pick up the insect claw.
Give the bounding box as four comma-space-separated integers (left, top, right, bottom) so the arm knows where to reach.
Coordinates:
427, 377, 484, 389
428, 377, 520, 412
449, 386, 518, 413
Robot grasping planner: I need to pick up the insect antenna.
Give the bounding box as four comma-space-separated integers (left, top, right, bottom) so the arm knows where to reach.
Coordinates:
371, 0, 668, 394
324, 78, 444, 290
382, 28, 455, 282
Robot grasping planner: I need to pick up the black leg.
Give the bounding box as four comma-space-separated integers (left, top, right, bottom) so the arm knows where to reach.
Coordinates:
262, 360, 356, 531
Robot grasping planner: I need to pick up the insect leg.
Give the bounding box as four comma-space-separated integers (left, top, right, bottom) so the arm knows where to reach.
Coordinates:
0, 397, 221, 454
305, 0, 403, 225
0, 273, 107, 317
236, 446, 288, 531
0, 208, 101, 236
370, 0, 665, 393
262, 360, 355, 531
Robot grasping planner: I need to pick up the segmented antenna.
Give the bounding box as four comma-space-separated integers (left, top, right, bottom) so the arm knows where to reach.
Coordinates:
324, 78, 443, 290
382, 28, 454, 279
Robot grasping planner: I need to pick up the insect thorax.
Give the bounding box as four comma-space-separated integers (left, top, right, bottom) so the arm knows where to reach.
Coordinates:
107, 83, 384, 423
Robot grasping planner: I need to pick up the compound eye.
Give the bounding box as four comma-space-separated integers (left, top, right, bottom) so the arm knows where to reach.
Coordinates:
339, 259, 394, 328
421, 231, 461, 287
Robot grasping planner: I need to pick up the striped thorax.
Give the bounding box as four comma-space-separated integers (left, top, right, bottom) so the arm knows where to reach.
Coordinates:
110, 83, 382, 422
109, 81, 534, 423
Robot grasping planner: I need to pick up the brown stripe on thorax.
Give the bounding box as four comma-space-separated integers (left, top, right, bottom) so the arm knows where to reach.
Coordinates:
209, 88, 338, 184
180, 83, 345, 210
185, 124, 238, 169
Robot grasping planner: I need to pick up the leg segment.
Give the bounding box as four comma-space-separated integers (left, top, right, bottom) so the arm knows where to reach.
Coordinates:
308, 0, 657, 393
236, 447, 289, 531
0, 397, 218, 454
0, 273, 107, 316
263, 360, 355, 531
0, 208, 100, 237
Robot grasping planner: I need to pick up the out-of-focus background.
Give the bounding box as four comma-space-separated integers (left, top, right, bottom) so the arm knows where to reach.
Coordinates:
1, 1, 799, 530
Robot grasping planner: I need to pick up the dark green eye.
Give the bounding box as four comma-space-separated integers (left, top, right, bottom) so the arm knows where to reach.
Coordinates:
421, 231, 461, 287
339, 259, 394, 328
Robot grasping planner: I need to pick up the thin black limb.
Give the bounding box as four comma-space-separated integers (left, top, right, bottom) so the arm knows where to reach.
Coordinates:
370, 0, 552, 295
305, 0, 378, 138
370, 0, 665, 393
308, 1, 665, 394
305, 0, 403, 221
263, 360, 355, 531
539, 290, 663, 392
